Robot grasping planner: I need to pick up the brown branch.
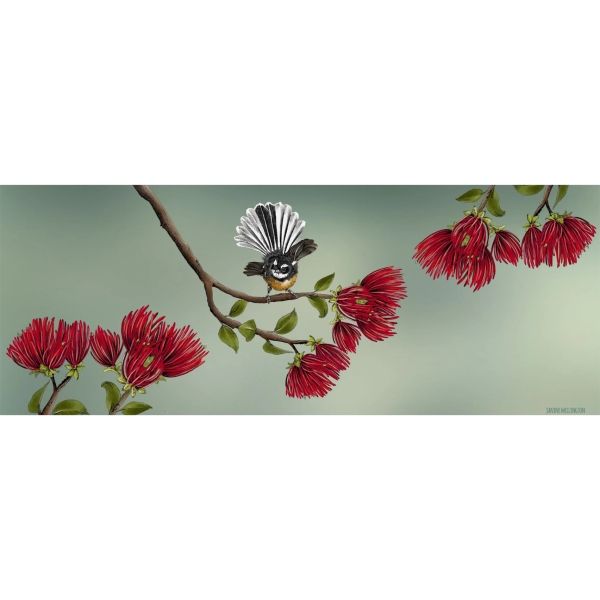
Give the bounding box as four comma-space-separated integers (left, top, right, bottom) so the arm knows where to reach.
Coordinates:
533, 185, 554, 217
40, 376, 71, 415
477, 185, 496, 212
133, 185, 331, 348
109, 390, 131, 416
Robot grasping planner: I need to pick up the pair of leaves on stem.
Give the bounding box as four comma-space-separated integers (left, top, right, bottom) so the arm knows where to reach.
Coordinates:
102, 381, 152, 415
26, 380, 151, 415
308, 272, 334, 318
513, 185, 569, 207
27, 381, 89, 415
220, 298, 255, 353
261, 309, 299, 355
456, 186, 570, 217
455, 188, 505, 217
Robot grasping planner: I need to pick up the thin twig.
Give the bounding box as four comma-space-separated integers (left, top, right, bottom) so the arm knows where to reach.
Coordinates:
133, 185, 331, 348
40, 375, 71, 415
533, 185, 554, 217
477, 185, 496, 212
109, 390, 131, 416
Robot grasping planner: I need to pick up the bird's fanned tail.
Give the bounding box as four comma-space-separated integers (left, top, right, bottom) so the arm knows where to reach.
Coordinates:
235, 202, 305, 255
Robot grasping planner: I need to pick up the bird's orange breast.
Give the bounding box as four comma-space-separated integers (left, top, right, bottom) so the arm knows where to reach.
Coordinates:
264, 274, 298, 291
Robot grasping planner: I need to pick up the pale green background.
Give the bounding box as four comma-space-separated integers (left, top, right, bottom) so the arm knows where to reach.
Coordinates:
1, 186, 598, 415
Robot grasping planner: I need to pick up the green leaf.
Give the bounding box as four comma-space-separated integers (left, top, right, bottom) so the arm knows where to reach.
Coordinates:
28, 381, 49, 414
239, 319, 257, 342
456, 188, 484, 203
307, 296, 329, 318
514, 185, 545, 196
52, 400, 89, 415
486, 189, 505, 217
553, 185, 569, 208
263, 340, 293, 355
314, 273, 335, 292
218, 325, 239, 354
121, 401, 152, 415
228, 299, 248, 318
274, 309, 298, 334
102, 381, 121, 413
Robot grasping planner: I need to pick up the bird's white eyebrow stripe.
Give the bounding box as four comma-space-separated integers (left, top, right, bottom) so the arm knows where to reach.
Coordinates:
281, 264, 289, 268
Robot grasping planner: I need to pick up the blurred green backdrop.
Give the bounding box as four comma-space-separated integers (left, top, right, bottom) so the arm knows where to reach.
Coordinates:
1, 185, 598, 415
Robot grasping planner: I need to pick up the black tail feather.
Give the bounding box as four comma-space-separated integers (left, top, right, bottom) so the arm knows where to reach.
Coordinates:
290, 238, 318, 262
244, 261, 264, 276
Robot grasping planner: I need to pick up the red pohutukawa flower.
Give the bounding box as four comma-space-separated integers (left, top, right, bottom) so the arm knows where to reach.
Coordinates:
121, 305, 166, 351
335, 285, 374, 321
331, 319, 362, 353
563, 215, 596, 250
159, 323, 209, 378
452, 212, 490, 256
6, 317, 70, 374
361, 267, 407, 312
117, 307, 208, 387
356, 310, 399, 342
456, 247, 496, 292
491, 229, 521, 266
285, 353, 339, 399
121, 342, 164, 390
66, 320, 91, 364
307, 337, 350, 374
540, 212, 597, 267
412, 228, 457, 281
521, 215, 543, 268
90, 326, 123, 368
415, 206, 527, 291
333, 266, 405, 343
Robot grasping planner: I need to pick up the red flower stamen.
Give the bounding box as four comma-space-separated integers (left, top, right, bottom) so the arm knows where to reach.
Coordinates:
285, 354, 339, 399
452, 214, 489, 256
121, 306, 166, 351
160, 323, 209, 378
456, 247, 496, 292
491, 230, 521, 266
332, 320, 361, 353
314, 342, 350, 373
6, 317, 69, 372
361, 266, 407, 310
66, 320, 91, 366
413, 229, 459, 280
90, 326, 123, 368
121, 342, 164, 389
521, 226, 543, 269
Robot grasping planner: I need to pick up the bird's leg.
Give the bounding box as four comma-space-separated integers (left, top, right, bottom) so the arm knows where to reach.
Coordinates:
266, 285, 273, 304
289, 289, 299, 299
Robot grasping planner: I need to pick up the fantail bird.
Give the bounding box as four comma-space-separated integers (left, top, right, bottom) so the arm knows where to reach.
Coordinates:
234, 202, 318, 303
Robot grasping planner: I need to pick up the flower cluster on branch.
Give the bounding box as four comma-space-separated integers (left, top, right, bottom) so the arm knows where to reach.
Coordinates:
6, 307, 207, 415
414, 185, 596, 292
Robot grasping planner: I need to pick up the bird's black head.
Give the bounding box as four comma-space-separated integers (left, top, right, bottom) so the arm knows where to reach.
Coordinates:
264, 251, 298, 282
